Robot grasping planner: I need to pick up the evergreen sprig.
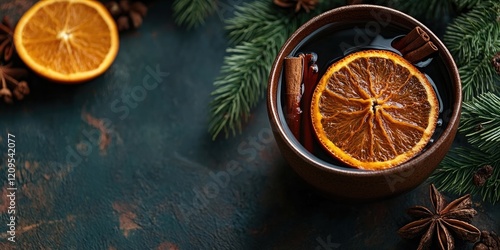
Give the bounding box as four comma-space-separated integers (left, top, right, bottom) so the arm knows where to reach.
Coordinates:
444, 2, 500, 64
430, 146, 500, 203
443, 1, 500, 100
209, 36, 287, 139
431, 93, 500, 203
172, 0, 217, 29
208, 0, 344, 139
458, 56, 500, 101
225, 2, 302, 45
459, 92, 500, 155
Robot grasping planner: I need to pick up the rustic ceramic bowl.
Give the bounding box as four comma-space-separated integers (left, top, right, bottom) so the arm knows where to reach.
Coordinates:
267, 5, 462, 201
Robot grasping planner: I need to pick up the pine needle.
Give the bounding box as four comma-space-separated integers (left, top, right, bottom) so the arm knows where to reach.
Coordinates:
430, 147, 500, 203
443, 1, 500, 100
444, 2, 500, 65
225, 1, 290, 45
459, 92, 500, 154
209, 37, 286, 139
431, 92, 500, 203
172, 0, 217, 29
458, 56, 500, 100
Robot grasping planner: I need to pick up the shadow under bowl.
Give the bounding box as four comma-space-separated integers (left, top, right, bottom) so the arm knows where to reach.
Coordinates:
267, 5, 462, 201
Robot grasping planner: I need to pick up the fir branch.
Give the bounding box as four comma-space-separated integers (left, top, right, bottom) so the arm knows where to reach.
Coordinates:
432, 92, 500, 203
208, 0, 343, 139
209, 36, 286, 139
444, 1, 500, 100
459, 55, 500, 100
459, 92, 500, 154
225, 1, 284, 45
172, 0, 217, 29
430, 147, 500, 203
224, 1, 312, 45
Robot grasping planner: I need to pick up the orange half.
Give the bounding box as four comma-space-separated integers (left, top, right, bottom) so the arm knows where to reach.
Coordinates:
14, 0, 119, 83
311, 50, 439, 170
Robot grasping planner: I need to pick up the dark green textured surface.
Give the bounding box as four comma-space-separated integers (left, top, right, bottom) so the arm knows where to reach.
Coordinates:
0, 1, 498, 249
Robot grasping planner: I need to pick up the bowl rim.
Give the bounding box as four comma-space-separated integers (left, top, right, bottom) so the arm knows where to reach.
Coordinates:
267, 4, 462, 176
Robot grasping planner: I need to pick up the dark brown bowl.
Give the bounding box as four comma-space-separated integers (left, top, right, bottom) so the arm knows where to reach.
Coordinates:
267, 5, 462, 201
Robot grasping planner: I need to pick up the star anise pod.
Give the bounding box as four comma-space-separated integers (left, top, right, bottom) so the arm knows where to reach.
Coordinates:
0, 63, 30, 104
398, 184, 481, 250
0, 16, 14, 63
273, 0, 318, 13
105, 0, 148, 32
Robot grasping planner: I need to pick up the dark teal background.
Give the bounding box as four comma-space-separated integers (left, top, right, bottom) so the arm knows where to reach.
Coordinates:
0, 1, 498, 249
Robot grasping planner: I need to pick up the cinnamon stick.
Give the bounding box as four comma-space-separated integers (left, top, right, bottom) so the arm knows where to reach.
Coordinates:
392, 27, 428, 51
300, 53, 318, 153
393, 26, 439, 64
284, 56, 303, 140
404, 41, 438, 63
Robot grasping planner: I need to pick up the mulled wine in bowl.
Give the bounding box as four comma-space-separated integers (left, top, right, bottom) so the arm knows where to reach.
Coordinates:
267, 5, 462, 200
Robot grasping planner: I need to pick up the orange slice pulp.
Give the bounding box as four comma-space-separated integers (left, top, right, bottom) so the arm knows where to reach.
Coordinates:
14, 0, 119, 83
311, 50, 439, 170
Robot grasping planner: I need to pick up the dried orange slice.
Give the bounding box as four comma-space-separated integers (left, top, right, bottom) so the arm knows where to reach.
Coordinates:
14, 0, 119, 83
311, 50, 439, 170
